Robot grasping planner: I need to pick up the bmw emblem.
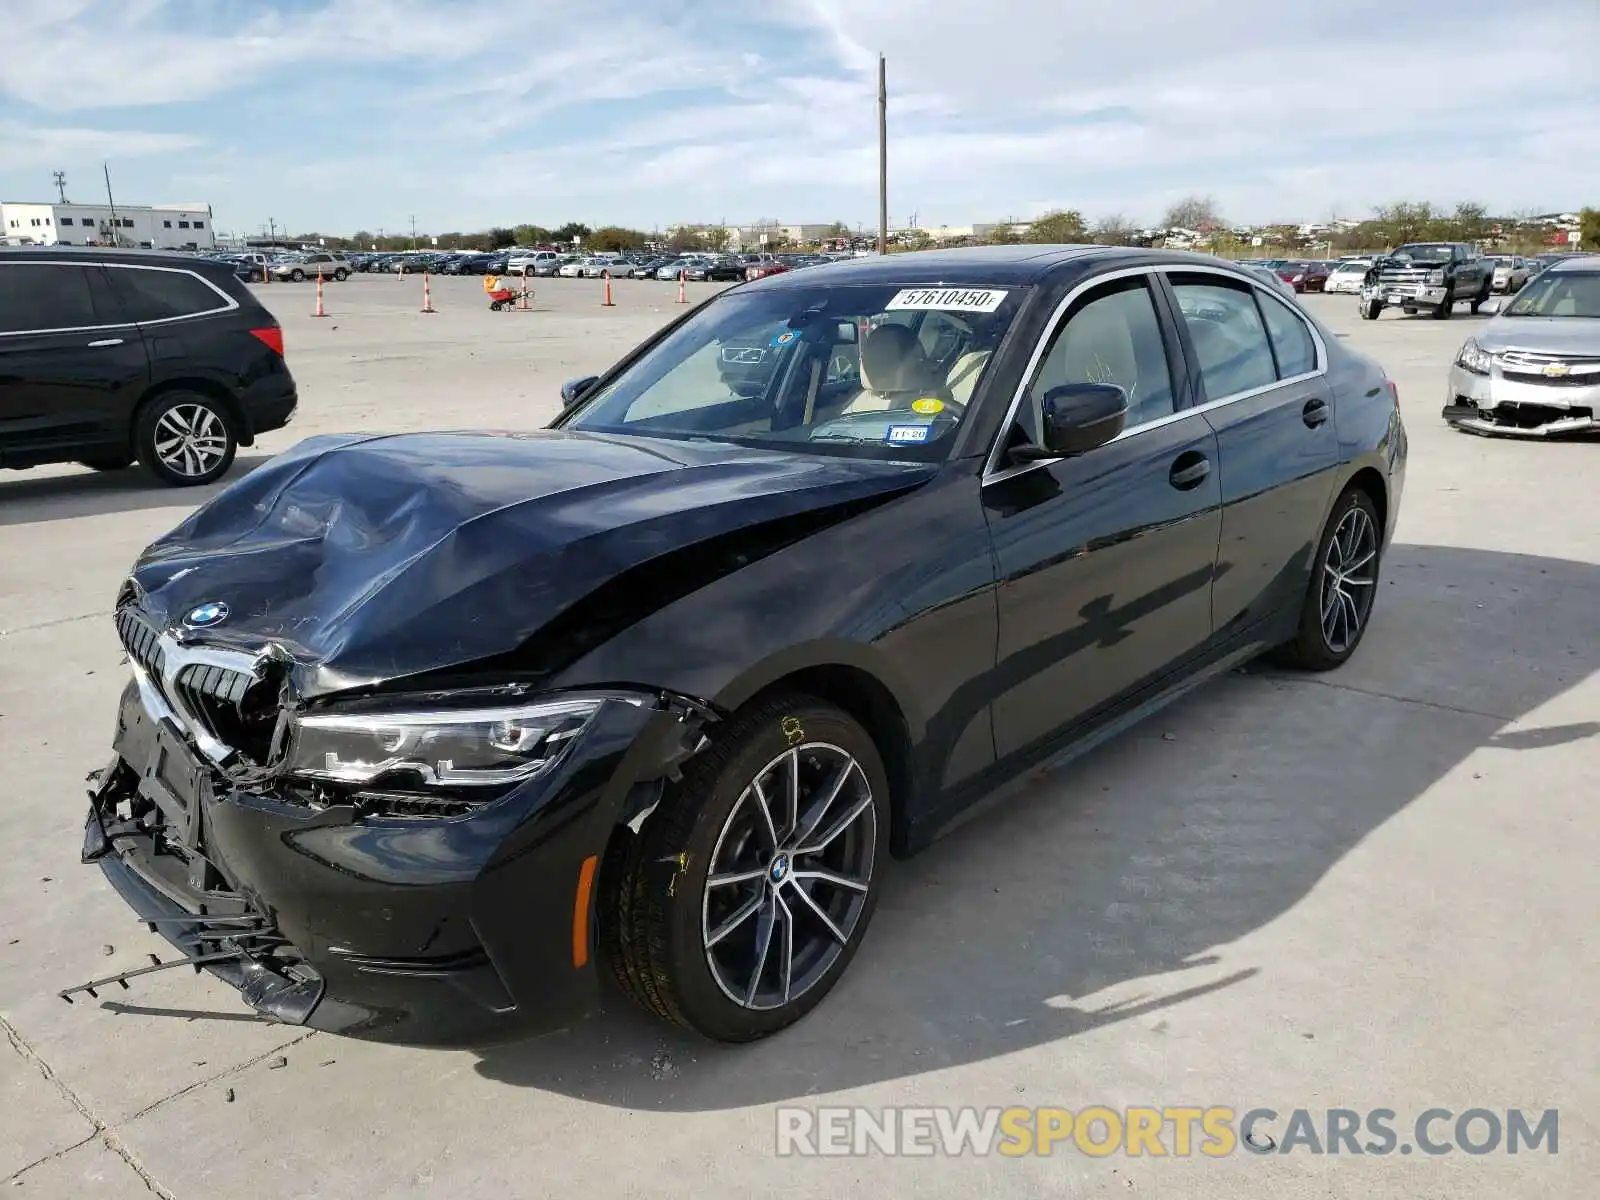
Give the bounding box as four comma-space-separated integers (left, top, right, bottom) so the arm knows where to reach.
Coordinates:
769, 855, 790, 884
183, 601, 229, 629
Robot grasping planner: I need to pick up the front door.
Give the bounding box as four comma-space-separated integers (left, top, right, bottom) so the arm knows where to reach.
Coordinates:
0, 261, 147, 466
983, 272, 1222, 761
1162, 271, 1341, 638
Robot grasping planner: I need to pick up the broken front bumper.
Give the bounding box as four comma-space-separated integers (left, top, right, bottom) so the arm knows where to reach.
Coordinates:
73, 680, 701, 1045
1443, 363, 1600, 438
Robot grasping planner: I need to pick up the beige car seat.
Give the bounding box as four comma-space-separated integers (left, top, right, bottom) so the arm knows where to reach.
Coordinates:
843, 324, 947, 414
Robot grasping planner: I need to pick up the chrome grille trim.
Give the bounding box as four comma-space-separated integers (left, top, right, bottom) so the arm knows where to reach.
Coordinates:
115, 608, 268, 765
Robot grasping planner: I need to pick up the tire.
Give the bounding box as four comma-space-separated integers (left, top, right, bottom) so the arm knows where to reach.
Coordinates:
290, 268, 306, 282
134, 391, 238, 487
1360, 299, 1381, 320
334, 268, 348, 281
601, 693, 889, 1042
77, 454, 133, 472
1431, 286, 1453, 319
1273, 487, 1383, 671
489, 300, 503, 311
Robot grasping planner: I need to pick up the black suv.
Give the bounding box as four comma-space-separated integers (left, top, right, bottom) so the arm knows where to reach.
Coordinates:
0, 248, 297, 486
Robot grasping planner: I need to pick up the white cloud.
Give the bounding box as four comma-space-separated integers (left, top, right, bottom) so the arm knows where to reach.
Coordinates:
0, 0, 1595, 229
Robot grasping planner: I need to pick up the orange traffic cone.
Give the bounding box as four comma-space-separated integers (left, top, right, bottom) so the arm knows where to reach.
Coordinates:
420, 271, 436, 313
602, 270, 615, 307
312, 273, 327, 318
676, 269, 687, 304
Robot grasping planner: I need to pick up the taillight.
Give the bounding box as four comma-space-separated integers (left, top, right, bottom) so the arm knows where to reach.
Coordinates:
1384, 379, 1399, 407
251, 326, 284, 355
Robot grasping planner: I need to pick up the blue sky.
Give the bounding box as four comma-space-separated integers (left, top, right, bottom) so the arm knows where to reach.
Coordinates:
2, 0, 1597, 238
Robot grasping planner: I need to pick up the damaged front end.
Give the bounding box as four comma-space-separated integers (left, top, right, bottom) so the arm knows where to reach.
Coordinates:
68, 597, 719, 1045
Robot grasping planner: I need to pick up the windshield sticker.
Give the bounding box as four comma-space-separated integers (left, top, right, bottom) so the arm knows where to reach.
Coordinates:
886, 288, 1008, 313
911, 398, 945, 415
886, 424, 931, 444
769, 330, 799, 348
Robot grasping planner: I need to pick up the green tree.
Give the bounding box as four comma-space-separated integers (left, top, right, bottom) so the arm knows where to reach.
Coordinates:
985, 223, 1022, 245
585, 225, 648, 252
553, 222, 591, 246
702, 225, 731, 252
1026, 209, 1088, 243
1371, 202, 1437, 247
1578, 207, 1599, 252
667, 226, 702, 252
1449, 202, 1491, 246
1091, 213, 1137, 245
487, 227, 515, 248
1162, 195, 1223, 232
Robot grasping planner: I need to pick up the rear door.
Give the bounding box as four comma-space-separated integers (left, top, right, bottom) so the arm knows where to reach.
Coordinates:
1160, 269, 1339, 640
0, 260, 149, 465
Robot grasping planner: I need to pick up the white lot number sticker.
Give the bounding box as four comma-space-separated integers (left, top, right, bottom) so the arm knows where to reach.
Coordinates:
886, 288, 1008, 314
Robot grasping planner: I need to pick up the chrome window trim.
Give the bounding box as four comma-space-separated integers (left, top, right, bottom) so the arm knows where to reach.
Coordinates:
982, 261, 1329, 486
0, 260, 238, 338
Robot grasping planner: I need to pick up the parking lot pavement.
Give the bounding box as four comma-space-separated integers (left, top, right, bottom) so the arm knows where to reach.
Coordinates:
1, 285, 1595, 1198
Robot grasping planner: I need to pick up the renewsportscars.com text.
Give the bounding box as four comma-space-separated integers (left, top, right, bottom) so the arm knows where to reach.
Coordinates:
774, 1106, 1559, 1158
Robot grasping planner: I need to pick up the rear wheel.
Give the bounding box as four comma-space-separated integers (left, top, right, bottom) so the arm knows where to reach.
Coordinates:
1273, 487, 1383, 671
334, 268, 349, 281
602, 693, 888, 1041
1470, 279, 1490, 314
134, 392, 238, 487
290, 268, 306, 282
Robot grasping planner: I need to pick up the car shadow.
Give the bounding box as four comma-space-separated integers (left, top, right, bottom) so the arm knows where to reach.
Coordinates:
0, 453, 274, 527
472, 543, 1598, 1109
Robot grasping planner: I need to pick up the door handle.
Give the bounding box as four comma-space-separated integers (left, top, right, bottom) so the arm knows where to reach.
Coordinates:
87, 338, 125, 348
1169, 452, 1211, 490
1302, 397, 1330, 428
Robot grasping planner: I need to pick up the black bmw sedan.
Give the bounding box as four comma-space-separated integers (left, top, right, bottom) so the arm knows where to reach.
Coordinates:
71, 246, 1407, 1046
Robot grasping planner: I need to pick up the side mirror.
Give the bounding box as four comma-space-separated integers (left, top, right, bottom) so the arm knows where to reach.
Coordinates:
1015, 383, 1129, 461
1480, 297, 1500, 315
561, 376, 599, 409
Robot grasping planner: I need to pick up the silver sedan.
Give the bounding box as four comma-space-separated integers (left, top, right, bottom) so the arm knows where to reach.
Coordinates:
1443, 255, 1600, 437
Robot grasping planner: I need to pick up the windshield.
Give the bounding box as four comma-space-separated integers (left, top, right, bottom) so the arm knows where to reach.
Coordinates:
1500, 271, 1600, 318
1334, 261, 1368, 271
1389, 243, 1455, 263
563, 282, 1028, 459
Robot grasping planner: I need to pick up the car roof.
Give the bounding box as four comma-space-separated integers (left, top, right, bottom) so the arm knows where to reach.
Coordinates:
740, 244, 1123, 290
0, 245, 223, 267
1544, 254, 1600, 274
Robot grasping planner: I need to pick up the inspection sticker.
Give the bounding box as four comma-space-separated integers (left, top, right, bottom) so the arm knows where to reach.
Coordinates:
886, 288, 1008, 313
886, 424, 931, 444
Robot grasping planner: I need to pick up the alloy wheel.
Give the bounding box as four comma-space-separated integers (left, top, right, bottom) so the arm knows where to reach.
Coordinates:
153, 404, 230, 479
702, 742, 877, 1011
1320, 504, 1378, 653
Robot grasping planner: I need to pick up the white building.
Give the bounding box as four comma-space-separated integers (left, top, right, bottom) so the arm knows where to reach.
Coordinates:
0, 201, 216, 250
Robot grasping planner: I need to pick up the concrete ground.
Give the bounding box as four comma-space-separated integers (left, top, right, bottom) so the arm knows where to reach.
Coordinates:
1, 274, 1594, 1198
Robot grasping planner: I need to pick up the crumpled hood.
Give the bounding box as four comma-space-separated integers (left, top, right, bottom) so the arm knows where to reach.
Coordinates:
1475, 317, 1600, 356
129, 430, 935, 696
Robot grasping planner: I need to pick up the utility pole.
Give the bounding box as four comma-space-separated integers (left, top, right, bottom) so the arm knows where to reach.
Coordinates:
103, 163, 121, 246
877, 53, 888, 256
410, 215, 417, 251
52, 171, 68, 203
268, 217, 277, 247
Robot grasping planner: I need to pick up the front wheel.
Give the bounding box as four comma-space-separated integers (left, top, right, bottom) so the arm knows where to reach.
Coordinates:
334, 268, 348, 281
602, 693, 888, 1042
1431, 287, 1453, 319
134, 392, 238, 487
1360, 299, 1381, 320
290, 268, 306, 282
1273, 487, 1382, 671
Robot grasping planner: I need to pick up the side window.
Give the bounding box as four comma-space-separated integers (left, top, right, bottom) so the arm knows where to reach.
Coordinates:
1026, 276, 1174, 431
108, 267, 229, 322
0, 264, 110, 333
1255, 290, 1318, 378
1170, 277, 1278, 399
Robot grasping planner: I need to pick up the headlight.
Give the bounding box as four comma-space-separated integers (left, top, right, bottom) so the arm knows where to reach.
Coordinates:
285, 695, 605, 788
1455, 338, 1493, 375
1427, 269, 1446, 285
